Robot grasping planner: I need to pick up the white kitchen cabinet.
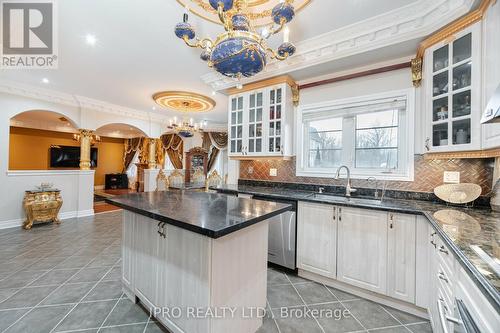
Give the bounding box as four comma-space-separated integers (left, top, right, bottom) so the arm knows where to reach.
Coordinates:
122, 211, 135, 293
228, 83, 294, 158
387, 213, 416, 303
423, 22, 482, 152
337, 207, 388, 294
481, 2, 500, 149
156, 223, 211, 333
133, 215, 160, 310
297, 201, 336, 279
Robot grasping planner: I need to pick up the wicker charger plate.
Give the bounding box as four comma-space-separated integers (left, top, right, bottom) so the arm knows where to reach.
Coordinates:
434, 183, 482, 204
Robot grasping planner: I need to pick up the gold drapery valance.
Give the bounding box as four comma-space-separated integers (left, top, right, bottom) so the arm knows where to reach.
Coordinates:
123, 137, 143, 171
160, 134, 184, 169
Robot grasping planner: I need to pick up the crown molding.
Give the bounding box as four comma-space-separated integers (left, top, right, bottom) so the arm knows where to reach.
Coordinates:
201, 0, 476, 90
0, 79, 167, 123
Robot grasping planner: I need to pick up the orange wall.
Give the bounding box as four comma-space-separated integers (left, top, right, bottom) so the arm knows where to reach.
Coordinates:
9, 127, 125, 186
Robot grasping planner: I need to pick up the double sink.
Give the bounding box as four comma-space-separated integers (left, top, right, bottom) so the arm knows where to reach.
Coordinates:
305, 192, 384, 206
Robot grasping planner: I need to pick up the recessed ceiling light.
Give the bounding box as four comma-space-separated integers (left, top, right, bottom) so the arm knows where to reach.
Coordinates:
152, 106, 156, 111
85, 34, 97, 46
42, 78, 49, 84
211, 91, 216, 96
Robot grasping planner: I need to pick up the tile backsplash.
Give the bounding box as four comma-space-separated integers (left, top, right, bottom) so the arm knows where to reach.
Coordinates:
239, 155, 494, 195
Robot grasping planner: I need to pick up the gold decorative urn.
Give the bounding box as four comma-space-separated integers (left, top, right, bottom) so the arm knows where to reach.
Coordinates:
23, 188, 63, 230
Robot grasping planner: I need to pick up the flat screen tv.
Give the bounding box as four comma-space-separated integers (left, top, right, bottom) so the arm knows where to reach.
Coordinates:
49, 145, 98, 168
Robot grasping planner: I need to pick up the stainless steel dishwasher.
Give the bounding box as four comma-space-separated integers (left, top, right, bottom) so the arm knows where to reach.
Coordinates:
253, 195, 297, 270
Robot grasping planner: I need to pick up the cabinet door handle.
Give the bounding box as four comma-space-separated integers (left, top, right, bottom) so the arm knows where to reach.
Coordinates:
438, 271, 449, 283
439, 245, 449, 255
430, 240, 437, 248
425, 137, 430, 151
338, 208, 342, 221
333, 208, 336, 221
157, 222, 166, 238
389, 213, 394, 229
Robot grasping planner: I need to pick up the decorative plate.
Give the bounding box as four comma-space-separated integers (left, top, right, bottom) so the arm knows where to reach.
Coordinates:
433, 183, 482, 204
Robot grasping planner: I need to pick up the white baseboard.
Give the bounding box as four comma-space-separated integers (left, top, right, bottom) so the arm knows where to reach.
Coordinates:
0, 218, 24, 230
0, 209, 95, 230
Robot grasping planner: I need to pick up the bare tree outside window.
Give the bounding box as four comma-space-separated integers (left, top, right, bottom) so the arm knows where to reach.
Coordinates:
308, 118, 342, 168
355, 110, 398, 169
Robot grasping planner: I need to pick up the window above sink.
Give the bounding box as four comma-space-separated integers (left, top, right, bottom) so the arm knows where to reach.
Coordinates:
296, 89, 415, 181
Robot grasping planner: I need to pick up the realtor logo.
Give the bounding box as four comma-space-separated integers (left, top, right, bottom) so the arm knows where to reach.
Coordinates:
1, 0, 58, 68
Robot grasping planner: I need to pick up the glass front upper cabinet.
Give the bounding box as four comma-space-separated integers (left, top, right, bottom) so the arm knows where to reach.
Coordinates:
268, 87, 283, 154
229, 96, 244, 154
427, 24, 480, 152
248, 91, 263, 154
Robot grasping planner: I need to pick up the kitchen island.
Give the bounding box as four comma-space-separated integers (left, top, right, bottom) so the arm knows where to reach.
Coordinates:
106, 191, 291, 333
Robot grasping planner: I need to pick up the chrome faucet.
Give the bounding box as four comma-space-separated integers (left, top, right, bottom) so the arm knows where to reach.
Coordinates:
335, 165, 357, 197
366, 177, 379, 199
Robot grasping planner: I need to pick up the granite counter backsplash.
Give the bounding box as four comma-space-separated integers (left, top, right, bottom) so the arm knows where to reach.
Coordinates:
239, 155, 494, 195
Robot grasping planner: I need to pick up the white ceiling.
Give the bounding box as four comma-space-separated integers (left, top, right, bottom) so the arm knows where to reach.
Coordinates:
1, 0, 474, 124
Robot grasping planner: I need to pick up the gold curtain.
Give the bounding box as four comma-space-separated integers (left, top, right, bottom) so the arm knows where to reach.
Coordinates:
123, 137, 143, 172
155, 138, 165, 167
207, 146, 220, 171
160, 134, 184, 169
209, 132, 228, 149
204, 132, 227, 171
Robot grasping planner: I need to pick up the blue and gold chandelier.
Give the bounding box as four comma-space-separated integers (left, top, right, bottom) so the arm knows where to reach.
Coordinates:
174, 0, 301, 79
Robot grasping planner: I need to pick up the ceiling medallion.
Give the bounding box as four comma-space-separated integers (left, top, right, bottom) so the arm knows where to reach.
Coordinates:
152, 91, 216, 112
174, 0, 302, 79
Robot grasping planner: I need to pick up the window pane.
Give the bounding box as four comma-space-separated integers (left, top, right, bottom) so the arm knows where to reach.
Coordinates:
356, 110, 398, 129
355, 148, 397, 169
433, 71, 448, 96
453, 62, 471, 90
309, 131, 342, 150
433, 45, 449, 72
308, 149, 342, 168
307, 117, 342, 167
309, 118, 342, 132
453, 33, 471, 64
356, 128, 398, 148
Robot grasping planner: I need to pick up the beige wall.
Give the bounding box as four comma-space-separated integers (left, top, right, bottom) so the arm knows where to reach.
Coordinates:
9, 127, 124, 186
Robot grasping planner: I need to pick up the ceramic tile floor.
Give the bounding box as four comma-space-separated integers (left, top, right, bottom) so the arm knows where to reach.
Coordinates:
0, 211, 432, 333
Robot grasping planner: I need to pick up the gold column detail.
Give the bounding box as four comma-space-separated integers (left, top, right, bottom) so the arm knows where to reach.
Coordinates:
291, 83, 300, 106
411, 58, 423, 87
148, 138, 157, 169
78, 129, 94, 170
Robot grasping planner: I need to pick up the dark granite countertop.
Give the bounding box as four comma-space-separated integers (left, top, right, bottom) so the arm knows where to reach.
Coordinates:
213, 184, 500, 311
105, 191, 292, 239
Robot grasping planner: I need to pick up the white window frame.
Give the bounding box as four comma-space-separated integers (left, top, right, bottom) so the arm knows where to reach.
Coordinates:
296, 89, 415, 181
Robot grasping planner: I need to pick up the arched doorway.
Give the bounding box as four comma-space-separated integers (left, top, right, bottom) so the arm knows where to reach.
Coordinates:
9, 110, 79, 170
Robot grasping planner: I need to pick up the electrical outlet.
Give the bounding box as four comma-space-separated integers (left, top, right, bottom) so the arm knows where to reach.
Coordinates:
248, 166, 253, 174
269, 168, 277, 177
443, 171, 460, 184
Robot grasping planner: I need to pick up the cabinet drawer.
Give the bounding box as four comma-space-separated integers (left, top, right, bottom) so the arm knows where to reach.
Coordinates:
435, 238, 454, 274
436, 262, 454, 306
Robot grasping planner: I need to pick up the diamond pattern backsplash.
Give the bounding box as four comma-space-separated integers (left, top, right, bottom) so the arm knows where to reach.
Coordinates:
239, 155, 494, 195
